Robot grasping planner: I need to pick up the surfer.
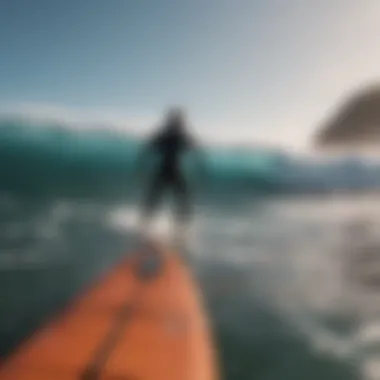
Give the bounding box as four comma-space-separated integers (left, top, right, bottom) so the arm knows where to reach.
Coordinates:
136, 108, 204, 241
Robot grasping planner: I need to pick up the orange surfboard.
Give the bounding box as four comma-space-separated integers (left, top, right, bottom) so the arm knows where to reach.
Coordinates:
0, 241, 219, 380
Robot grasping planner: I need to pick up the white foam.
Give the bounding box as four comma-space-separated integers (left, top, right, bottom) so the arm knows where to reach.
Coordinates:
107, 206, 181, 242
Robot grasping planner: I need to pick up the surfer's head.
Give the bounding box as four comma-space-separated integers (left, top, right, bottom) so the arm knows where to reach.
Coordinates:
165, 107, 186, 132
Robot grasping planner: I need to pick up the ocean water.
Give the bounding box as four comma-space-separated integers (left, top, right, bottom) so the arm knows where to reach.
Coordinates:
1, 118, 380, 379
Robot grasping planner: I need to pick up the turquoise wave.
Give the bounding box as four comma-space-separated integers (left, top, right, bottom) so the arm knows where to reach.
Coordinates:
0, 118, 285, 198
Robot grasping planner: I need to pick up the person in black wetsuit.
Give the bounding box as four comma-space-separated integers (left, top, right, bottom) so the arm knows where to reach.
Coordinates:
137, 108, 202, 239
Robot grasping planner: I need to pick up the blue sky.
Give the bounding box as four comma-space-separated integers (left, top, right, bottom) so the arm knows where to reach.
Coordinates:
1, 0, 380, 150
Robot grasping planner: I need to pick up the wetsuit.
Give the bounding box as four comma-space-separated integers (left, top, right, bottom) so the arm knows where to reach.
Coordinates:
142, 125, 195, 224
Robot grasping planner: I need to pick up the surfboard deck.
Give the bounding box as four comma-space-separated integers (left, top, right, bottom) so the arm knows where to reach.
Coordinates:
0, 241, 218, 380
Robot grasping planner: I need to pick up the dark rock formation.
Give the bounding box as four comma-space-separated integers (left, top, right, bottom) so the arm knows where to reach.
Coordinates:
314, 83, 380, 148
